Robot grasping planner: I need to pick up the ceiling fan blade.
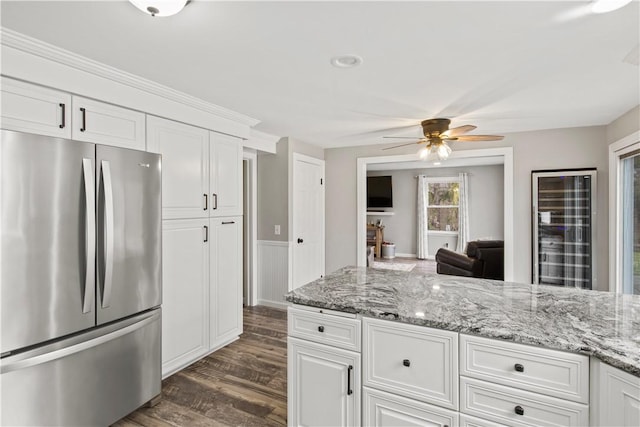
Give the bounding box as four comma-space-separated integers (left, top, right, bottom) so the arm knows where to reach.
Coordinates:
382, 140, 424, 150
441, 125, 477, 138
383, 136, 421, 139
454, 135, 505, 141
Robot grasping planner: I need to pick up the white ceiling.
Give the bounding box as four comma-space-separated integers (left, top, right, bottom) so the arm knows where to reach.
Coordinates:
2, 1, 638, 148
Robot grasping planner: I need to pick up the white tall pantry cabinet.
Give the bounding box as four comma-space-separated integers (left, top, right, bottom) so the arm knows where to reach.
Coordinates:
147, 116, 244, 378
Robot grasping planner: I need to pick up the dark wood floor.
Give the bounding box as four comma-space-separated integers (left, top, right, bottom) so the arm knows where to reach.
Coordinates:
113, 306, 288, 427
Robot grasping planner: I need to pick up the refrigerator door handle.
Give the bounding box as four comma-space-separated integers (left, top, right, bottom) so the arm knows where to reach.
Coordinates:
0, 311, 159, 374
82, 159, 95, 314
101, 160, 115, 309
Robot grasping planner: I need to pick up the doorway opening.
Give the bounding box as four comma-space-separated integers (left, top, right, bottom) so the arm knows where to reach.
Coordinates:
243, 150, 258, 306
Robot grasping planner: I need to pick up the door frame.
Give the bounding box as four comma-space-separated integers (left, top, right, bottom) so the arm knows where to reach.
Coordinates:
243, 148, 258, 306
356, 147, 515, 281
608, 131, 640, 293
290, 152, 326, 291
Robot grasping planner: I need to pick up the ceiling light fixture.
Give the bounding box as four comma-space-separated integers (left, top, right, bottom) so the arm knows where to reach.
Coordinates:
330, 55, 363, 68
591, 0, 633, 13
418, 140, 452, 163
129, 0, 188, 17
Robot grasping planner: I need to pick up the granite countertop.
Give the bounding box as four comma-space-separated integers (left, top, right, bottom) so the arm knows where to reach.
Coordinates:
285, 266, 640, 377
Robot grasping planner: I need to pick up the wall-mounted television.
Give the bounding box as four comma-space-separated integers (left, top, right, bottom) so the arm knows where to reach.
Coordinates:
367, 176, 393, 209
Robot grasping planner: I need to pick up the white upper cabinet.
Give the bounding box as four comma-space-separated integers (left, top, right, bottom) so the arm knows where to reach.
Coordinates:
71, 96, 145, 150
147, 116, 210, 220
210, 132, 243, 217
1, 77, 72, 139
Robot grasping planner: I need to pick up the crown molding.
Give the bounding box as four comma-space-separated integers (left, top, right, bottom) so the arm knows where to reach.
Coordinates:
0, 27, 260, 127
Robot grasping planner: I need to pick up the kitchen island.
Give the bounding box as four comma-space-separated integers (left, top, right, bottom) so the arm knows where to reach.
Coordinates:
285, 266, 640, 427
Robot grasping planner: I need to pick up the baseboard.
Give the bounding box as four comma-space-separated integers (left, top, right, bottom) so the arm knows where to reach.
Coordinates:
395, 252, 417, 258
257, 299, 290, 310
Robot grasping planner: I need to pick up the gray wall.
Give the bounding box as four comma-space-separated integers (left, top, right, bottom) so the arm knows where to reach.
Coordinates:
367, 165, 504, 256
257, 137, 325, 241
325, 125, 610, 289
258, 138, 289, 241
606, 105, 639, 144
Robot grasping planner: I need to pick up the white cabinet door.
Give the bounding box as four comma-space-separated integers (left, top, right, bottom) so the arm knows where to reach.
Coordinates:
147, 116, 210, 219
363, 387, 458, 427
210, 132, 243, 217
288, 337, 361, 427
209, 216, 243, 349
1, 77, 71, 138
591, 359, 640, 427
71, 96, 145, 149
161, 219, 210, 378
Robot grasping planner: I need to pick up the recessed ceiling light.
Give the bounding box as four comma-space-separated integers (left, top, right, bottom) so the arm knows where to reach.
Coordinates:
591, 0, 632, 14
331, 55, 363, 68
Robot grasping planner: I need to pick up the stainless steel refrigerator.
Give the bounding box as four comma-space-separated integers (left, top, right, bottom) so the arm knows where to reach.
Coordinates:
0, 130, 162, 426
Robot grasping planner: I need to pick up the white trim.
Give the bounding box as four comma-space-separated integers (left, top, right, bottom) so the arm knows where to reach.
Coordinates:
428, 231, 459, 236
395, 253, 417, 258
291, 153, 326, 291
245, 129, 279, 153
1, 28, 259, 128
357, 147, 515, 281
258, 240, 290, 247
608, 131, 640, 293
243, 150, 258, 306
257, 299, 290, 310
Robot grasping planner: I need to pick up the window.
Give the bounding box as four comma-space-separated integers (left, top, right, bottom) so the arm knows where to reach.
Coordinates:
426, 178, 460, 233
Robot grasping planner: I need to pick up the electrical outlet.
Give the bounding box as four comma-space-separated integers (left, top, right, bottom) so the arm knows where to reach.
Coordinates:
274, 225, 281, 235
444, 243, 448, 248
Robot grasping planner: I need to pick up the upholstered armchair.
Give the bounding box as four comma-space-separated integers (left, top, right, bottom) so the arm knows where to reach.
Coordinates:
435, 240, 504, 280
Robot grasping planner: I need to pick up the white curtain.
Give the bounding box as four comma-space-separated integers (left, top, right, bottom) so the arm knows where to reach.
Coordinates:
457, 172, 470, 253
417, 175, 429, 259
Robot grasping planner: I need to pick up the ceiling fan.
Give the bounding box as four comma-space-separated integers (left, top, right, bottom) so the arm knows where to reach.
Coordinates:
382, 118, 504, 163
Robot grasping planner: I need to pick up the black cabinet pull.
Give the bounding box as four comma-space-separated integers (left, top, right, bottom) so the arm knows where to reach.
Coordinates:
297, 238, 304, 244
515, 363, 524, 372
59, 103, 66, 129
80, 107, 86, 132
347, 365, 353, 395
318, 326, 324, 333
222, 221, 235, 225
204, 194, 208, 210
403, 359, 411, 367
203, 225, 208, 242
212, 193, 218, 209
515, 405, 524, 416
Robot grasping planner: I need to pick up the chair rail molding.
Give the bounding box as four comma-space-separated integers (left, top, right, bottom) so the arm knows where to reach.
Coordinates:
0, 27, 259, 139
356, 147, 514, 281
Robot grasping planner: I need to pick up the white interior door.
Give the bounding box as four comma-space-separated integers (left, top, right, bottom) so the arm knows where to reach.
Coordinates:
292, 153, 325, 290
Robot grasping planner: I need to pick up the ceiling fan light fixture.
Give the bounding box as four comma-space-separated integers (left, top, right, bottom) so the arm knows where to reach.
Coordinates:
129, 0, 187, 17
436, 143, 452, 161
591, 0, 632, 13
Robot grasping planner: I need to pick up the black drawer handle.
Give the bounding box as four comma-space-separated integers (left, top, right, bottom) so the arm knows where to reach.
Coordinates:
59, 103, 66, 129
347, 365, 353, 395
515, 405, 524, 416
515, 363, 525, 372
318, 326, 324, 333
402, 359, 411, 367
222, 221, 235, 225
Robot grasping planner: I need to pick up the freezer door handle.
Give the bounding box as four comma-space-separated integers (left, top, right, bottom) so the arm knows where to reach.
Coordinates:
100, 160, 115, 309
0, 311, 159, 374
82, 158, 95, 314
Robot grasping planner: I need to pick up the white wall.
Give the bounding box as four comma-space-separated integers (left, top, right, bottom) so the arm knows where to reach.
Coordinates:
326, 125, 609, 289
367, 165, 504, 256
606, 105, 640, 145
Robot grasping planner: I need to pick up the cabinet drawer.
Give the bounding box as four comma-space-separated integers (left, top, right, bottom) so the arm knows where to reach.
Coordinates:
460, 334, 589, 403
288, 307, 361, 352
460, 413, 508, 427
363, 386, 458, 427
461, 377, 589, 427
363, 317, 458, 410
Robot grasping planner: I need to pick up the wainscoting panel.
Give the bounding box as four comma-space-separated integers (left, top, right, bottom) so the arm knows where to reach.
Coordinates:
258, 240, 290, 309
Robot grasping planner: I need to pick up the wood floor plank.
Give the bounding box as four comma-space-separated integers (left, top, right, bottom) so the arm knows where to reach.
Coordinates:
113, 306, 288, 426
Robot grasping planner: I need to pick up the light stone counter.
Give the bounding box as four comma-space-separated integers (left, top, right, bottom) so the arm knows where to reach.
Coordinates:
285, 266, 640, 377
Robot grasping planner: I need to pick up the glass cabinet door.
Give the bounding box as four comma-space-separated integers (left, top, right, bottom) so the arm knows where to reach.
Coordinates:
533, 170, 596, 289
